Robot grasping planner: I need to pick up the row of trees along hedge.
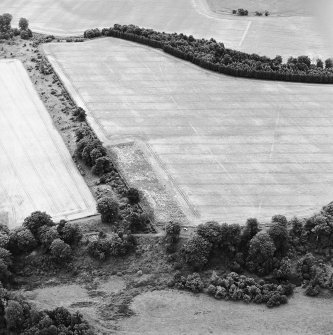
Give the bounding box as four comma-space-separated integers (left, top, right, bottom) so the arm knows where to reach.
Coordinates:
175, 201, 333, 298
0, 212, 94, 333
73, 110, 153, 233
0, 13, 32, 40
83, 24, 333, 84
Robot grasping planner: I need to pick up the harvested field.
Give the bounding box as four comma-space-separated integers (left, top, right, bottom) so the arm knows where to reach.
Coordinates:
44, 39, 333, 225
119, 289, 333, 335
0, 59, 96, 228
0, 0, 331, 59
207, 0, 310, 16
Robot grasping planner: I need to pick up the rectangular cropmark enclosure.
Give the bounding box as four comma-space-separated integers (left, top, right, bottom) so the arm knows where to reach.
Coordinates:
44, 39, 333, 225
0, 60, 96, 228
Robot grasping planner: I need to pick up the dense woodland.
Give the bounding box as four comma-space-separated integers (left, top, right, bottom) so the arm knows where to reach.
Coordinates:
84, 24, 333, 83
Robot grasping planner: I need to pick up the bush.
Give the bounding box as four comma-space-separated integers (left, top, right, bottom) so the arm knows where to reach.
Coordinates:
23, 211, 54, 237
92, 157, 112, 176
240, 218, 260, 254
185, 273, 204, 293
197, 221, 221, 246
8, 227, 37, 254
181, 235, 212, 270
325, 58, 333, 69
268, 219, 289, 255
0, 233, 9, 249
18, 17, 29, 30
20, 29, 30, 40
72, 106, 86, 121
127, 187, 140, 204
96, 197, 119, 224
165, 221, 181, 244
39, 226, 60, 250
83, 28, 101, 39
57, 221, 82, 246
237, 8, 248, 16
88, 234, 135, 260
49, 239, 72, 263
5, 300, 24, 331
247, 232, 276, 275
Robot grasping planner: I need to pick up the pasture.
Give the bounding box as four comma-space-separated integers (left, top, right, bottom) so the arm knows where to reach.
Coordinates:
119, 289, 333, 334
0, 0, 331, 59
0, 59, 96, 228
44, 38, 333, 225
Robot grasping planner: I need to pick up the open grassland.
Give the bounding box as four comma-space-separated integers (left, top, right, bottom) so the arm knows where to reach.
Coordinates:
0, 59, 96, 228
0, 0, 331, 59
44, 38, 333, 225
119, 289, 333, 335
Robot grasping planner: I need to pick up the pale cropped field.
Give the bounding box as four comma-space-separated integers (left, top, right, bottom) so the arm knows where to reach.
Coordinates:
45, 39, 333, 225
0, 60, 96, 228
0, 0, 331, 59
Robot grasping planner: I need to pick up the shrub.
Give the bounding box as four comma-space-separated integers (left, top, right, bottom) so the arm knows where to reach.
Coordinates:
49, 239, 72, 263
0, 247, 12, 267
8, 227, 37, 254
305, 283, 320, 296
72, 106, 86, 121
240, 218, 260, 254
23, 211, 54, 237
271, 215, 288, 226
247, 232, 276, 275
91, 157, 112, 176
268, 219, 289, 255
20, 29, 30, 39
83, 28, 101, 39
325, 58, 333, 69
197, 221, 221, 246
185, 273, 204, 293
96, 197, 119, 224
181, 235, 212, 270
0, 233, 9, 249
57, 221, 82, 246
88, 234, 135, 260
48, 307, 71, 327
5, 300, 24, 331
39, 226, 60, 250
18, 17, 29, 30
88, 238, 111, 260
127, 187, 140, 204
165, 221, 181, 243
237, 8, 248, 16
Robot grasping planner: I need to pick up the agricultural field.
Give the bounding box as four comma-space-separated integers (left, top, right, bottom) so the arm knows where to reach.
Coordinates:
0, 59, 96, 228
119, 289, 333, 335
44, 38, 333, 225
0, 0, 331, 59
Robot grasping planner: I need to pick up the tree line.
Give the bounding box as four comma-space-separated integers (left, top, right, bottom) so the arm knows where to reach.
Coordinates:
84, 24, 333, 84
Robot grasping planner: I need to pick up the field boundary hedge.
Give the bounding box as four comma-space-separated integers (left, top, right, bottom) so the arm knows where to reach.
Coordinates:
85, 26, 333, 84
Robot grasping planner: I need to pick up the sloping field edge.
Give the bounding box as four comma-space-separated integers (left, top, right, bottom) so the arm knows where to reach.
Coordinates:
0, 59, 97, 225
43, 44, 202, 226
86, 26, 333, 84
